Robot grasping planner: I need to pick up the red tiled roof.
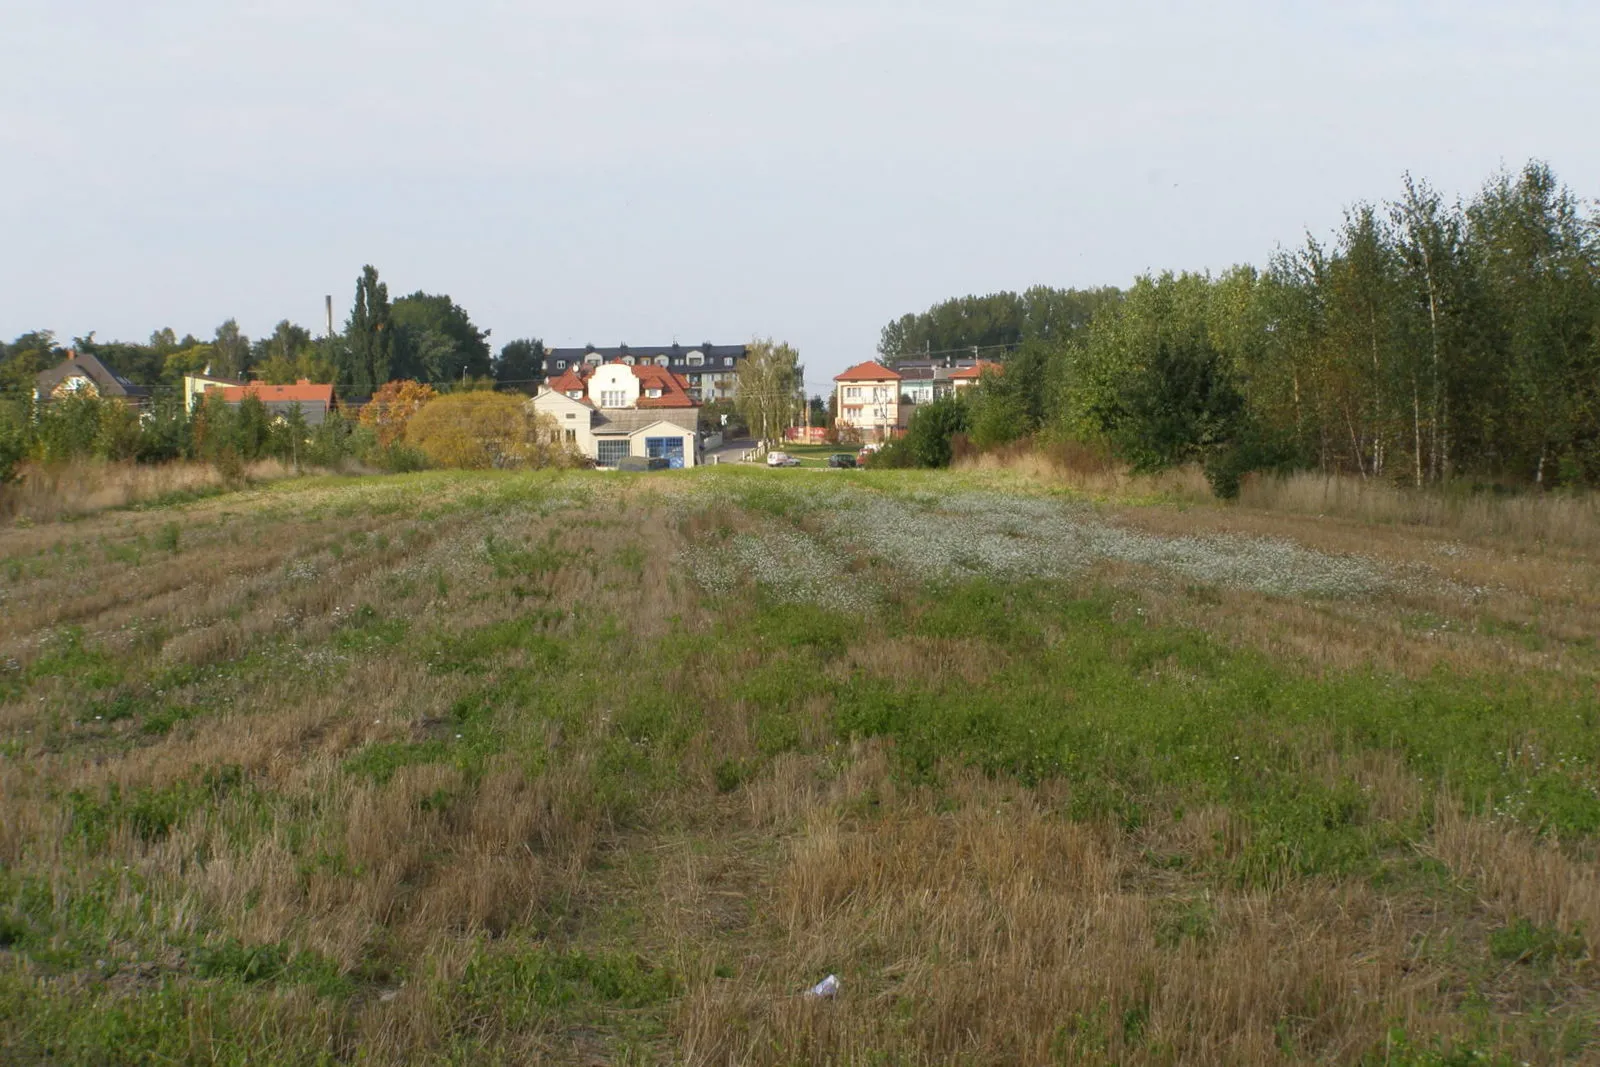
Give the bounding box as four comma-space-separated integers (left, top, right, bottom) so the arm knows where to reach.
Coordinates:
543, 362, 697, 408
633, 363, 697, 408
949, 361, 1003, 380
835, 361, 901, 382
222, 380, 334, 404
546, 369, 588, 395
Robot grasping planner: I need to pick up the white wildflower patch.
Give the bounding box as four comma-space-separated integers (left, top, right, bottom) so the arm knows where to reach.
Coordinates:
805, 486, 1389, 598
672, 479, 1395, 599
682, 529, 873, 612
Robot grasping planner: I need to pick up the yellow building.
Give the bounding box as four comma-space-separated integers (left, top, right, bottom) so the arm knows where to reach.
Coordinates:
833, 361, 903, 442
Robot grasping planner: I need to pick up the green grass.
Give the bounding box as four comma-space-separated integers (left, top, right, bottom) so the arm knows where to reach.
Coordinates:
4, 467, 1599, 1064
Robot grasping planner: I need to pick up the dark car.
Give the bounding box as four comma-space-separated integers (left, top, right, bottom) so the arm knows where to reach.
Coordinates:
615, 456, 670, 471
827, 453, 858, 469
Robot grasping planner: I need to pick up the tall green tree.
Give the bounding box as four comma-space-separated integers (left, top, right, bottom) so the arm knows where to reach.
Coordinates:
211, 319, 251, 380
1467, 162, 1600, 483
735, 339, 803, 445
341, 265, 393, 395
0, 331, 61, 398
251, 320, 313, 369
494, 338, 546, 392
390, 292, 491, 384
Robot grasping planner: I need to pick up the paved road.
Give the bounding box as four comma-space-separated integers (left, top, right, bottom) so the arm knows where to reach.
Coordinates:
702, 438, 759, 465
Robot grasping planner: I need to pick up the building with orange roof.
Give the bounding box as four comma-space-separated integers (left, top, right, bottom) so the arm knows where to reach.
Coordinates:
531, 360, 702, 468
833, 361, 904, 442
217, 380, 337, 425
181, 371, 246, 413
948, 360, 1003, 393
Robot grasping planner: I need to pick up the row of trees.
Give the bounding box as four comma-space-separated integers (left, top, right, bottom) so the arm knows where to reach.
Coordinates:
0, 265, 550, 402
0, 381, 578, 484
887, 161, 1600, 493
0, 391, 345, 478
879, 287, 1123, 362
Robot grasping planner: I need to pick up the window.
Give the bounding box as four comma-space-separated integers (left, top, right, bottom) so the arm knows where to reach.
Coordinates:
655, 356, 670, 367
566, 390, 583, 400
723, 357, 733, 367
645, 436, 685, 468
687, 351, 704, 366
596, 440, 630, 466
845, 387, 861, 400
600, 390, 627, 408
556, 361, 566, 370
564, 429, 576, 444
645, 388, 662, 399
564, 412, 576, 419
622, 356, 635, 366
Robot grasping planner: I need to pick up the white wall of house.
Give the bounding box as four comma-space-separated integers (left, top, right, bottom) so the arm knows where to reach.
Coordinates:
182, 374, 236, 412
588, 365, 641, 409
531, 389, 598, 455
834, 380, 903, 440
627, 420, 697, 468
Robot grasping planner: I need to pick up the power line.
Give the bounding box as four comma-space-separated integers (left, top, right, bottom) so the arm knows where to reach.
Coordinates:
881, 341, 1021, 361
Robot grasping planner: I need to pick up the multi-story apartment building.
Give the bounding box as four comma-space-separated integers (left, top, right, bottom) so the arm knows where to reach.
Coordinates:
540, 344, 748, 404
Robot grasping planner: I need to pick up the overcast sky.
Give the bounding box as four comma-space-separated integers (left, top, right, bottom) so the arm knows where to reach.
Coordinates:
3, 1, 1598, 394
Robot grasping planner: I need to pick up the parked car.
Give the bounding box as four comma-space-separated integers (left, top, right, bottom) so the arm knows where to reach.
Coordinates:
827, 453, 857, 468
766, 451, 801, 467
615, 455, 670, 471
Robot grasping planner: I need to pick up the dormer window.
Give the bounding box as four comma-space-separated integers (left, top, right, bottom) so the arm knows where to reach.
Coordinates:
686, 351, 704, 366
723, 357, 734, 367
566, 390, 583, 400
645, 388, 663, 399
622, 356, 635, 365
655, 356, 670, 367
556, 361, 566, 370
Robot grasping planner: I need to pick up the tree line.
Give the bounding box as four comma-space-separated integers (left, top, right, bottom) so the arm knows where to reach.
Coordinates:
884, 161, 1600, 494
0, 264, 549, 402
0, 380, 578, 483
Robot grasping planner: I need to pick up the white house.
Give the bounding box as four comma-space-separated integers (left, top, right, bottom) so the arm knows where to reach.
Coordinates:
532, 361, 701, 468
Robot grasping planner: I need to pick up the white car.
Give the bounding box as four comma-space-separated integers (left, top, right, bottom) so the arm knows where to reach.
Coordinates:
766, 451, 801, 467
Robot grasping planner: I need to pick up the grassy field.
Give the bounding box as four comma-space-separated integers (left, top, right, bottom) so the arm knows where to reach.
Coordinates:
2, 466, 1599, 1064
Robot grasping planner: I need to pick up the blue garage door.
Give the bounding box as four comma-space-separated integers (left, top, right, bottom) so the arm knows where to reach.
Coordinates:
645, 436, 685, 469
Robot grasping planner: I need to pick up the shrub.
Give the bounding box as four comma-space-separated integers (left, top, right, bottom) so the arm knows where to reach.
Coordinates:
359, 380, 437, 447
903, 395, 969, 468
404, 391, 569, 470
